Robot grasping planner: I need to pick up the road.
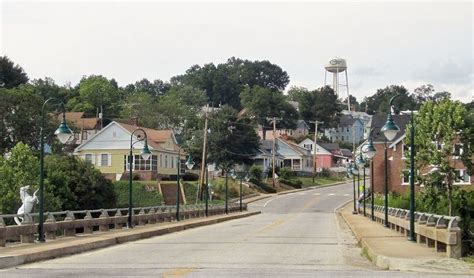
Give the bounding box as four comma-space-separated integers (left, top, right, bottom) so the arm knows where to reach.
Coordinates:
0, 182, 463, 277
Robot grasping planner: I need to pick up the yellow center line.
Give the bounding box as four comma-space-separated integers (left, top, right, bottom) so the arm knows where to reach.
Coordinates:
162, 268, 196, 278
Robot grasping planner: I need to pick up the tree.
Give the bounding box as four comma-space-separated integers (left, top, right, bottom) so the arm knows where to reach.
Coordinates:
123, 78, 170, 98
408, 99, 472, 216
298, 86, 342, 129
30, 77, 73, 101
0, 56, 28, 89
240, 86, 298, 140
120, 92, 158, 128
413, 84, 435, 104
67, 75, 121, 116
287, 86, 309, 102
360, 85, 417, 115
343, 94, 359, 111
0, 143, 39, 214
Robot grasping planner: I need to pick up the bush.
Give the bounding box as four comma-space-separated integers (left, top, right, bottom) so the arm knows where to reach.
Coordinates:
319, 168, 331, 178
114, 181, 163, 207
279, 168, 296, 180
182, 172, 199, 181
250, 178, 276, 193
280, 178, 302, 189
249, 166, 263, 181
182, 182, 198, 203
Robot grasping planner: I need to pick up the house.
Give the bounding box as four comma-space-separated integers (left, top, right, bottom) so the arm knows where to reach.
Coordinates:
257, 138, 313, 172
341, 110, 372, 139
324, 114, 365, 144
60, 112, 101, 145
73, 121, 185, 181
368, 114, 472, 194
252, 140, 284, 174
298, 138, 353, 171
258, 120, 310, 140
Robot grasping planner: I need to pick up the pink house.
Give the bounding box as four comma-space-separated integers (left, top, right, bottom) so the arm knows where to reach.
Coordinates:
298, 138, 352, 170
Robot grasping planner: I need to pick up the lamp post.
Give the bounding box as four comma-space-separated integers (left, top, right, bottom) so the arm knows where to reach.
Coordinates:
356, 152, 366, 216
351, 163, 359, 214
205, 165, 209, 216
128, 128, 151, 228
225, 170, 229, 214
363, 134, 377, 221
348, 163, 357, 214
38, 98, 73, 242
381, 94, 401, 228
231, 170, 246, 212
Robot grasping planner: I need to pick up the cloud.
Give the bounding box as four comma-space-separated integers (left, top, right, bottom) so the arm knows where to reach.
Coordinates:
412, 58, 473, 85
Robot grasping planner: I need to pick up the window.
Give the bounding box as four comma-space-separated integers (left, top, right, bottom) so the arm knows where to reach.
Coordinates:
160, 154, 163, 167
74, 132, 79, 140
82, 131, 88, 140
401, 143, 409, 159
85, 154, 93, 164
171, 156, 174, 168
152, 155, 158, 171
346, 127, 349, 132
303, 144, 312, 150
454, 169, 470, 184
453, 143, 463, 157
165, 155, 168, 168
101, 154, 108, 166
402, 170, 410, 185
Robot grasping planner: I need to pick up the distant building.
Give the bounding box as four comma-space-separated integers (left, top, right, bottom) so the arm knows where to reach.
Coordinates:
298, 139, 352, 171
258, 120, 310, 140
60, 112, 101, 145
324, 115, 364, 144
255, 138, 313, 173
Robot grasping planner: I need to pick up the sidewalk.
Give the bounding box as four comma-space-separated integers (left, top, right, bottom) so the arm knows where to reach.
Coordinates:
338, 202, 474, 275
0, 211, 259, 269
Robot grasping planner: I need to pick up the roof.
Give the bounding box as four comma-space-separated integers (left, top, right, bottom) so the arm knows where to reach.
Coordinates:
370, 114, 411, 143
296, 120, 310, 130
319, 143, 339, 152
117, 122, 177, 150
339, 114, 363, 127
340, 148, 353, 158
61, 112, 99, 130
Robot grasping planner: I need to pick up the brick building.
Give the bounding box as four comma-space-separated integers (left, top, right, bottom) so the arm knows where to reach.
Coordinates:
370, 114, 472, 194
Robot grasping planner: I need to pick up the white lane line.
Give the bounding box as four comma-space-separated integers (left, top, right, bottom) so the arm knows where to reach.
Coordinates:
344, 194, 350, 196
297, 192, 306, 195
263, 196, 283, 207
328, 193, 335, 196
313, 193, 321, 196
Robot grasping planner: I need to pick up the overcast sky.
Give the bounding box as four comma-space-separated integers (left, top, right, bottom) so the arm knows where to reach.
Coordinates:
1, 1, 472, 103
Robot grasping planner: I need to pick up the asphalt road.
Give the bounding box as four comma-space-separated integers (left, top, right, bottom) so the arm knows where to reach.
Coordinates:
0, 182, 466, 277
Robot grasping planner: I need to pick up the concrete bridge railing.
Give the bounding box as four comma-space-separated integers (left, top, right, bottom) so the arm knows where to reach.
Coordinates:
364, 204, 461, 258
0, 203, 246, 247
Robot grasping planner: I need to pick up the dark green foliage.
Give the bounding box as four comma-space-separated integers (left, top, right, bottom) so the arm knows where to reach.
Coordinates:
113, 181, 162, 208
319, 168, 331, 178
44, 155, 116, 210
279, 178, 302, 189
298, 86, 342, 129
182, 172, 199, 181
249, 178, 276, 193
249, 166, 263, 181
278, 168, 296, 180
182, 182, 198, 203
359, 85, 417, 115
0, 56, 28, 89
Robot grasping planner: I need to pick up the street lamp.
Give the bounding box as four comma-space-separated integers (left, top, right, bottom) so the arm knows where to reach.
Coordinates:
351, 163, 359, 214
363, 135, 377, 221
380, 94, 401, 228
356, 152, 366, 216
231, 170, 245, 212
128, 128, 151, 228
38, 98, 73, 242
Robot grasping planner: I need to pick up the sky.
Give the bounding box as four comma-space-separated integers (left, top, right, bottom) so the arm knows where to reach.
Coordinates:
1, 0, 473, 103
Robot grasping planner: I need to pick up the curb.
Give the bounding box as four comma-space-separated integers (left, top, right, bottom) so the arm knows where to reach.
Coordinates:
0, 211, 260, 269
336, 203, 474, 275
276, 180, 351, 196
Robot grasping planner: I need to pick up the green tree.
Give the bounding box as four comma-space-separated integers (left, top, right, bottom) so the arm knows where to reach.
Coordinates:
30, 77, 73, 101
123, 78, 170, 98
0, 143, 39, 214
287, 86, 309, 102
408, 99, 471, 215
298, 86, 342, 129
68, 75, 121, 116
120, 92, 158, 128
0, 56, 28, 89
360, 85, 417, 115
343, 94, 359, 111
240, 86, 298, 140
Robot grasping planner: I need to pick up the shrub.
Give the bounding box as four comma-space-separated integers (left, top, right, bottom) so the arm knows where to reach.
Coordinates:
249, 166, 263, 181
279, 168, 296, 179
114, 181, 163, 207
182, 172, 199, 181
319, 168, 331, 178
249, 178, 276, 193
280, 178, 302, 189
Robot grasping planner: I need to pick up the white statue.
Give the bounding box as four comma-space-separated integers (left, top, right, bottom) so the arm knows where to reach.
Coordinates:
14, 185, 38, 225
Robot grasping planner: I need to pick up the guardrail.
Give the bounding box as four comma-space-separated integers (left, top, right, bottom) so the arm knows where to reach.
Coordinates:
0, 203, 246, 247
363, 204, 461, 258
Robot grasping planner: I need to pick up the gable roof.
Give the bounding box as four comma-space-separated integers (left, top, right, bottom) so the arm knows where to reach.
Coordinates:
339, 114, 364, 127
60, 112, 99, 130
278, 138, 311, 157
74, 121, 178, 153
370, 114, 411, 143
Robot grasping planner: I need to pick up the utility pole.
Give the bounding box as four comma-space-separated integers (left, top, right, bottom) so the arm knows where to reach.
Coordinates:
198, 104, 209, 199
267, 117, 281, 188
309, 121, 323, 182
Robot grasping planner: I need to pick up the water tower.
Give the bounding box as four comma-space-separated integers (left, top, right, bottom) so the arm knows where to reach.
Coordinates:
324, 58, 350, 110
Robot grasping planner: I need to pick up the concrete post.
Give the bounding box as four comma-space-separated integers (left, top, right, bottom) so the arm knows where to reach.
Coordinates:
45, 213, 57, 239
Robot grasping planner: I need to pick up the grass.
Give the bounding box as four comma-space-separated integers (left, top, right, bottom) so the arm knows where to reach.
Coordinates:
462, 256, 474, 264
297, 176, 347, 188
360, 247, 373, 262
113, 181, 163, 207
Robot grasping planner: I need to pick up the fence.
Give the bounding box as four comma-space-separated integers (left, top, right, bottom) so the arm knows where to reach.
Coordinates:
363, 203, 462, 258
0, 203, 246, 247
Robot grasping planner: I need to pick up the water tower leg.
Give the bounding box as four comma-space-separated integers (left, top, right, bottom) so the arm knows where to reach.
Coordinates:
345, 70, 350, 110
324, 70, 327, 86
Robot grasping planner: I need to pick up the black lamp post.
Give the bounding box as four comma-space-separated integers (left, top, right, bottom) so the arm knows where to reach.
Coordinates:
356, 152, 366, 216
348, 163, 357, 214
128, 128, 151, 228
381, 95, 401, 228
38, 98, 73, 242
351, 163, 359, 214
363, 135, 377, 221
225, 170, 229, 214
205, 165, 209, 216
